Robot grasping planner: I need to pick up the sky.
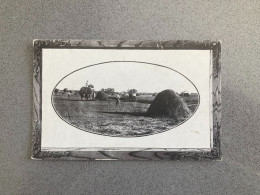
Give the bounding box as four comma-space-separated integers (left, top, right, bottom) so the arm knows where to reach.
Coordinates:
56, 62, 197, 93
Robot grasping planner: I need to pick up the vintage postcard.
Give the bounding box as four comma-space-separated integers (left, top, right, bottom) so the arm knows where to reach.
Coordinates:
32, 40, 221, 160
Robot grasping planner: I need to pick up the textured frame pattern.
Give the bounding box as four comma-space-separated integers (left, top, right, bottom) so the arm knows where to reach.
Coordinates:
32, 40, 221, 160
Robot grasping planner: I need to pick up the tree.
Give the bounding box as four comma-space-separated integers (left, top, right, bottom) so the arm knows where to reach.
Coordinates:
63, 88, 68, 92
128, 89, 137, 96
128, 89, 137, 100
104, 88, 115, 95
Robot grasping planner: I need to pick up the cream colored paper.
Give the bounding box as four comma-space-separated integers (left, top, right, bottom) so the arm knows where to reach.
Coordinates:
41, 49, 211, 150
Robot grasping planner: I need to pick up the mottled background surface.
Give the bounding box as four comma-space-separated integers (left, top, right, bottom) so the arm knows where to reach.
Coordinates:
0, 0, 259, 194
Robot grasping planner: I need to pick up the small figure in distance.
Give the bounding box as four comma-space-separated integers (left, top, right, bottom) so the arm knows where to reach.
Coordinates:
116, 94, 120, 106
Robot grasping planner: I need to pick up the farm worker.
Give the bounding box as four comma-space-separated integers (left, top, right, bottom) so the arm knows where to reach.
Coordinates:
68, 91, 71, 99
116, 94, 120, 106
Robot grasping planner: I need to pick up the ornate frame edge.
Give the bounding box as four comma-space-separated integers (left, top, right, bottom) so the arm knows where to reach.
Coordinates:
31, 40, 221, 160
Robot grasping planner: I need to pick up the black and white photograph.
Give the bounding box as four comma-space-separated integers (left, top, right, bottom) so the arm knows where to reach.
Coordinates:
52, 61, 199, 137
32, 40, 221, 160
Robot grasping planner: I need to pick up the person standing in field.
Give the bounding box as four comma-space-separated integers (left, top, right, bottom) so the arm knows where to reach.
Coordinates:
116, 94, 120, 106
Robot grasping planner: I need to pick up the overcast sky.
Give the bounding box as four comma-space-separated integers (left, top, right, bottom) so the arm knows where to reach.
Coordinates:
56, 62, 197, 93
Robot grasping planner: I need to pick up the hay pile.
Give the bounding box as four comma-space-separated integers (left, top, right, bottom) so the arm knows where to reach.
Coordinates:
95, 91, 108, 101
146, 89, 191, 122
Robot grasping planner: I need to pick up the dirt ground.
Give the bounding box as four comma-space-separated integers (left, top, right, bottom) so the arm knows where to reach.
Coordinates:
52, 93, 198, 137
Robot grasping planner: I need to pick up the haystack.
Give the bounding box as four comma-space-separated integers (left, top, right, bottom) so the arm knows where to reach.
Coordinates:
146, 89, 191, 122
95, 91, 108, 101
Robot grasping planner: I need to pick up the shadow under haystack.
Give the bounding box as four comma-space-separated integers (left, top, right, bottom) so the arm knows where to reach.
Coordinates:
146, 89, 191, 122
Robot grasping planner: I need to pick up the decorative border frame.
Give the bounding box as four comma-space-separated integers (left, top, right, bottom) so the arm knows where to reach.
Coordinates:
32, 40, 221, 160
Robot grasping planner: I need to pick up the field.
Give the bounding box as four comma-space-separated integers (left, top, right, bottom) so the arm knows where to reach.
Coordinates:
52, 93, 198, 137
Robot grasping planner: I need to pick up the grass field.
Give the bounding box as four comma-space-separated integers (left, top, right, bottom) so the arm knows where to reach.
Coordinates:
52, 93, 199, 137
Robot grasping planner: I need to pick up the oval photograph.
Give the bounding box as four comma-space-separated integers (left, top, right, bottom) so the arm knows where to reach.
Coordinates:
52, 61, 200, 137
